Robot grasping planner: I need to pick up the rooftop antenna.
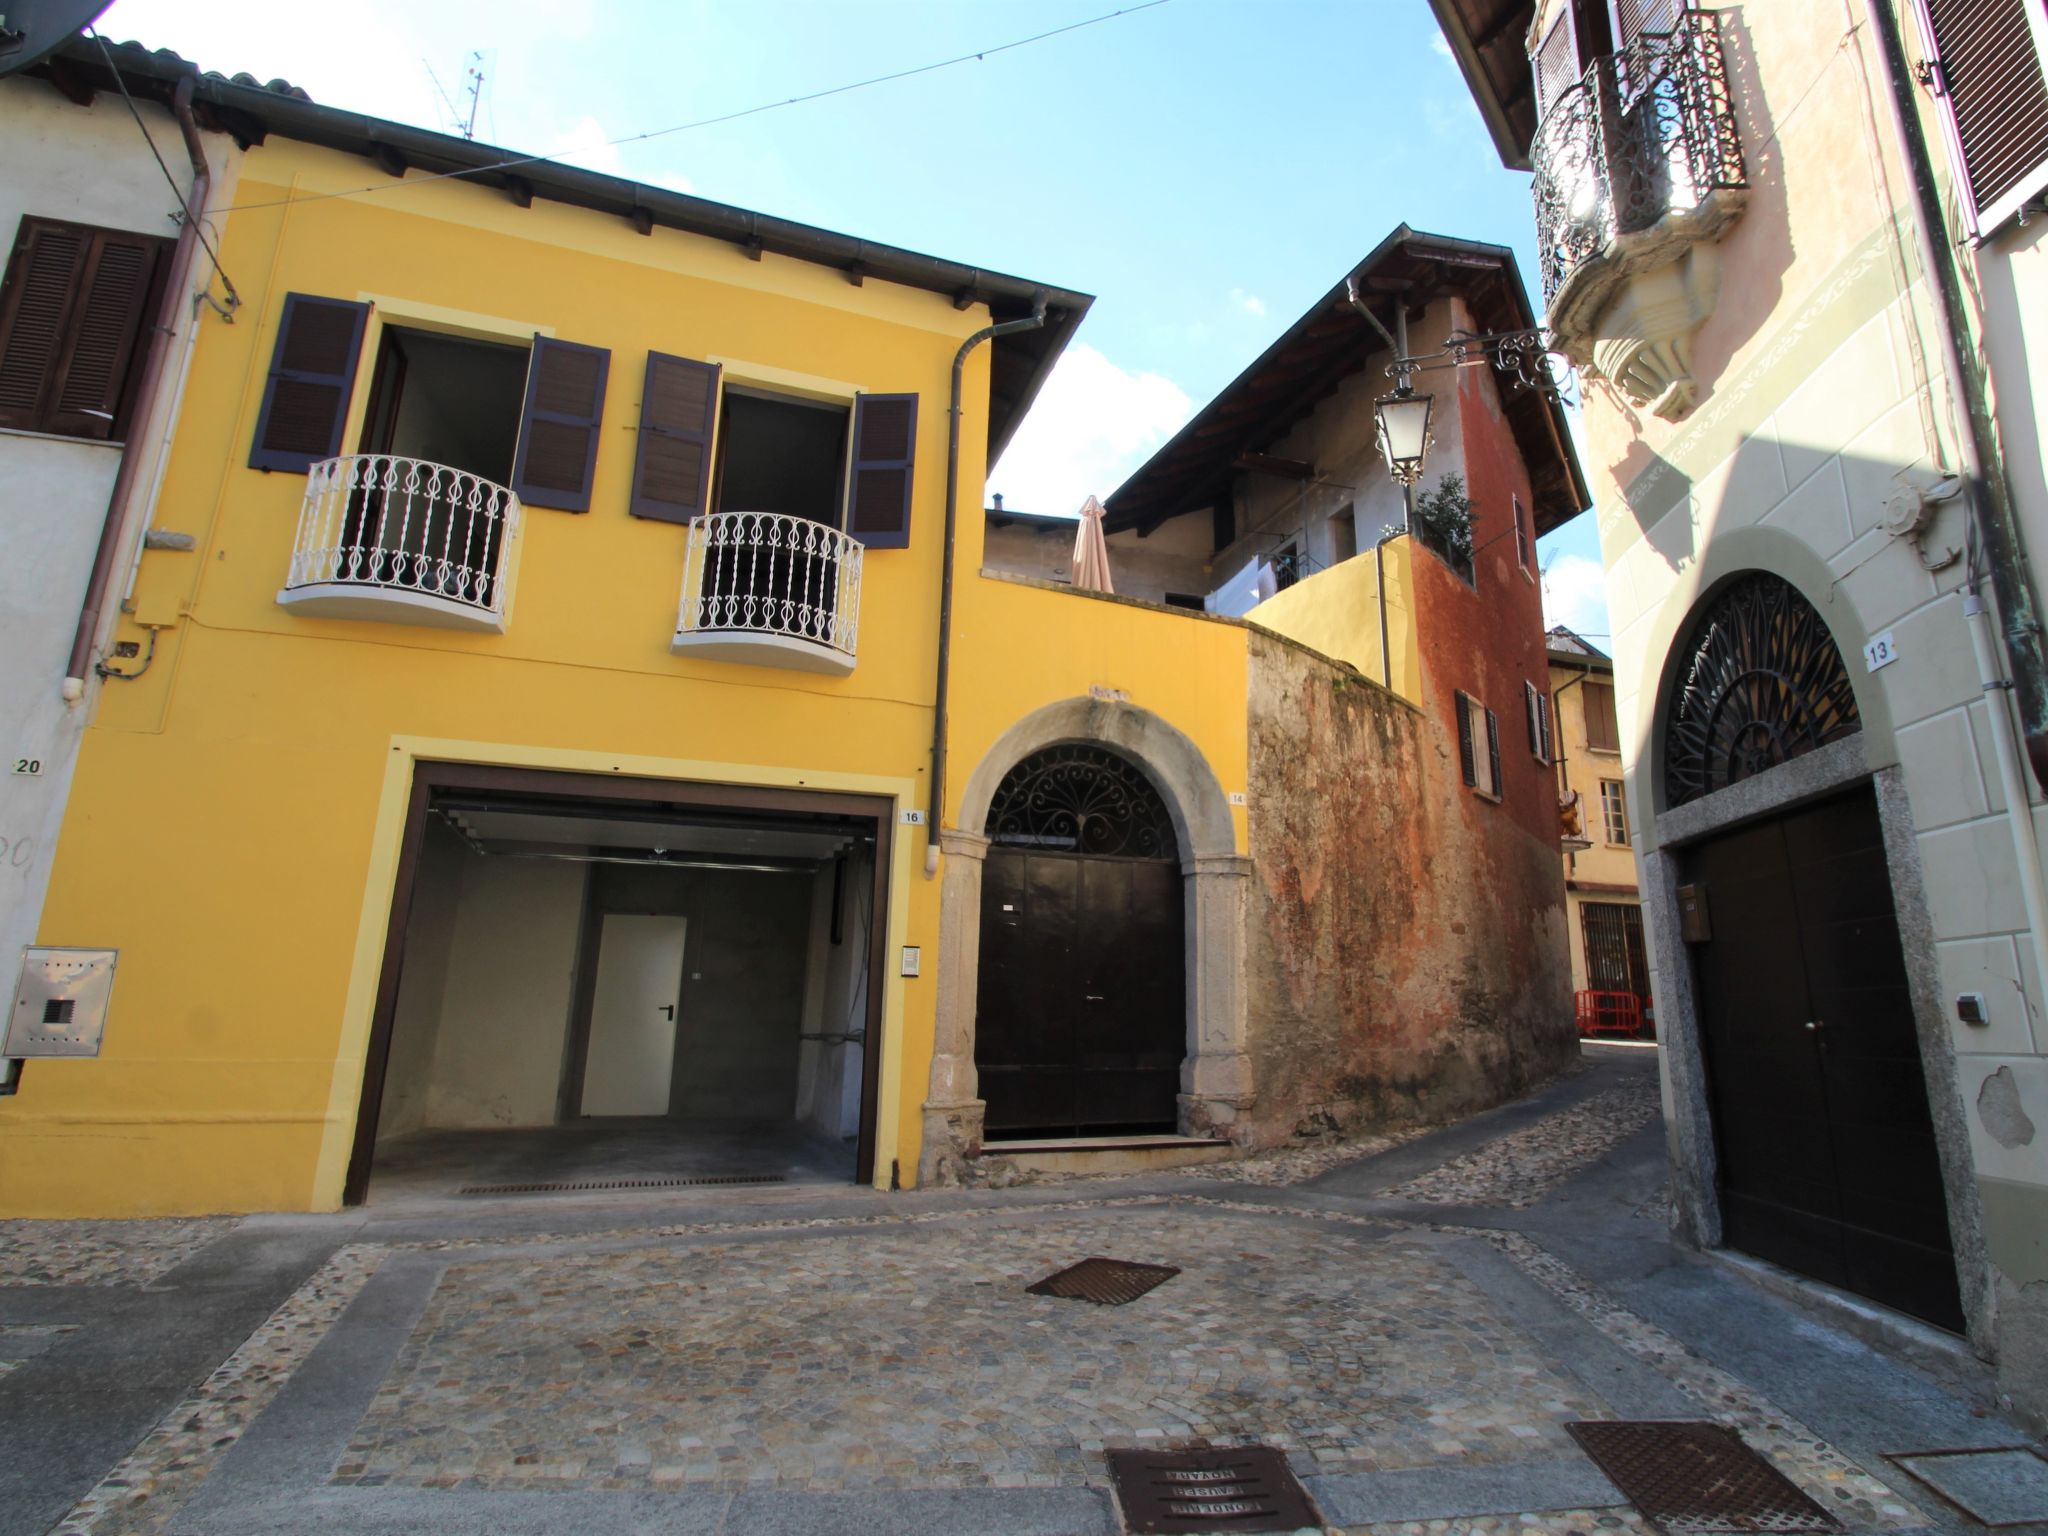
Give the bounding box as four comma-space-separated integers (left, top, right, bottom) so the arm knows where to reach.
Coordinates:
422, 49, 485, 140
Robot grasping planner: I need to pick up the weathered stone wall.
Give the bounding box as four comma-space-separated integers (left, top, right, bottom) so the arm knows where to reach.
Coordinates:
1243, 629, 1577, 1146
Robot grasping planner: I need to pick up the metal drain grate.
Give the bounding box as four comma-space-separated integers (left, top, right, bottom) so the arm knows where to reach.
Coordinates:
1567, 1421, 1841, 1533
1026, 1256, 1180, 1305
457, 1174, 788, 1195
1107, 1446, 1320, 1533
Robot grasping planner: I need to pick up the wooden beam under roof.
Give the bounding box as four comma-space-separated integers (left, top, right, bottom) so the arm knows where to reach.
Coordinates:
1234, 452, 1317, 480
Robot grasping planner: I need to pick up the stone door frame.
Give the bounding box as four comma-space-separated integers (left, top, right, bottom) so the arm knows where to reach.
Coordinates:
919, 697, 1250, 1183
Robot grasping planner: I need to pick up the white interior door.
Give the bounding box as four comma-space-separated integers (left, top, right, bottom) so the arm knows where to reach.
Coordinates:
581, 914, 687, 1116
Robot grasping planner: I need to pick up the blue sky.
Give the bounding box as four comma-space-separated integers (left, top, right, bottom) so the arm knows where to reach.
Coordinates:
94, 0, 1608, 640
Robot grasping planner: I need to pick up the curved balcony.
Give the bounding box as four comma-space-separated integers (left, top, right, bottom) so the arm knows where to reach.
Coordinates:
277, 455, 519, 632
672, 510, 862, 675
1531, 12, 1748, 420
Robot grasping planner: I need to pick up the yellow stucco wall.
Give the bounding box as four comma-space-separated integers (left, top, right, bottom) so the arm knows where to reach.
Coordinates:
1243, 539, 1420, 705
12, 140, 1001, 1214
12, 136, 1272, 1217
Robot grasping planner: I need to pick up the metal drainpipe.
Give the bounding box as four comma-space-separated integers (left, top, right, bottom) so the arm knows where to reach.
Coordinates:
927, 299, 1048, 877
1866, 0, 2048, 789
61, 75, 213, 699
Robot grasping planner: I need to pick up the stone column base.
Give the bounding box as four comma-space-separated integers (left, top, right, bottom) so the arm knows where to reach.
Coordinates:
918, 1098, 985, 1187
1179, 1092, 1256, 1143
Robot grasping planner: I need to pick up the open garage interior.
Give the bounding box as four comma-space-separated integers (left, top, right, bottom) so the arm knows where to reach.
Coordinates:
348, 770, 889, 1204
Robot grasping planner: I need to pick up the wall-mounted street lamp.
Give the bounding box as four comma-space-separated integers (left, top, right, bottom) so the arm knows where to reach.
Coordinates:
1374, 375, 1435, 488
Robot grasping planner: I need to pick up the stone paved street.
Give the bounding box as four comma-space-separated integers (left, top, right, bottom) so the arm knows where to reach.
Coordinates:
0, 1044, 2037, 1536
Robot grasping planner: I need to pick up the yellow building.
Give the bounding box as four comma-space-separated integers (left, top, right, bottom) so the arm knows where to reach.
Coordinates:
5, 45, 1584, 1216
1545, 628, 1645, 1029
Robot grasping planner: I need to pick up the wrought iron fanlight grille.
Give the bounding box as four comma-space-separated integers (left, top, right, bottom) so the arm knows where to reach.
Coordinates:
986, 745, 1177, 859
1664, 573, 1861, 807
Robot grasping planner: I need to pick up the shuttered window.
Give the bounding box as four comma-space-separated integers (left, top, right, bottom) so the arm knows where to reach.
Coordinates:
1533, 9, 1582, 120
845, 392, 918, 548
249, 294, 370, 472
629, 352, 721, 523
1608, 0, 1684, 43
1513, 495, 1532, 573
1485, 707, 1503, 796
512, 336, 611, 512
1456, 690, 1478, 787
1524, 680, 1553, 762
0, 217, 169, 441
1583, 679, 1621, 752
1915, 0, 2048, 235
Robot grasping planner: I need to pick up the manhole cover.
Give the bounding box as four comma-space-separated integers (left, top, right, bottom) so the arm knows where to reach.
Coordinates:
1107, 1446, 1320, 1533
457, 1174, 787, 1195
1026, 1256, 1180, 1305
1567, 1421, 1840, 1533
1889, 1445, 2048, 1526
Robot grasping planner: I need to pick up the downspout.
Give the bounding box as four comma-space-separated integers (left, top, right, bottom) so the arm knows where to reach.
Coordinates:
928, 299, 1047, 878
1866, 0, 2048, 1014
1866, 0, 2048, 788
61, 75, 212, 700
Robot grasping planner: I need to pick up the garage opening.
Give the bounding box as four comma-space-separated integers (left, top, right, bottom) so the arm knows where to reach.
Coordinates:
346, 766, 891, 1204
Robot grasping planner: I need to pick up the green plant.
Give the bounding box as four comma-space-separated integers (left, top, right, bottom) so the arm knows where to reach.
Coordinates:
1412, 473, 1474, 579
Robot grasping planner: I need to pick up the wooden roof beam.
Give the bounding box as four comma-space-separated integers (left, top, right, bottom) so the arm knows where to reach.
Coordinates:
1234, 451, 1317, 480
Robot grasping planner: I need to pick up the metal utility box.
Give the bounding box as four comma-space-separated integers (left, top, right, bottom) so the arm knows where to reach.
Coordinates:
7, 948, 117, 1057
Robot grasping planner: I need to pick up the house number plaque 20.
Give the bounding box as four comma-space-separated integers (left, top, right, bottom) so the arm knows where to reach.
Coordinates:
12, 758, 43, 777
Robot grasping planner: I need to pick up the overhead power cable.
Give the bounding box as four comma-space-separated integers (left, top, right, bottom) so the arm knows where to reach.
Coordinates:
213, 0, 1176, 215
88, 28, 240, 307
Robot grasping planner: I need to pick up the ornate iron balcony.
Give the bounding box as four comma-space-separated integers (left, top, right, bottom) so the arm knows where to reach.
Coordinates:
1531, 12, 1748, 347
278, 455, 519, 632
672, 510, 863, 675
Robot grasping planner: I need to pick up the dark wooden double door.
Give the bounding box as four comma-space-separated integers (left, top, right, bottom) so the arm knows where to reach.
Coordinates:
977, 848, 1185, 1139
1682, 785, 1963, 1331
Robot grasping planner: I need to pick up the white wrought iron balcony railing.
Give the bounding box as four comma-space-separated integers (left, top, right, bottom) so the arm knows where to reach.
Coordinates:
672, 510, 862, 675
277, 455, 520, 633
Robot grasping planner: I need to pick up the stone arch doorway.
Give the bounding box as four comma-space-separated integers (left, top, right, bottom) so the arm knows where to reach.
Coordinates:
1656, 571, 1964, 1330
919, 698, 1250, 1182
976, 744, 1186, 1139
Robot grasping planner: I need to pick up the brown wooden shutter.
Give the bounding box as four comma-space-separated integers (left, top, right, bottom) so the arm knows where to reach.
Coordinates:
1584, 680, 1621, 751
1485, 707, 1503, 794
1916, 0, 2048, 234
1525, 681, 1543, 758
250, 293, 370, 472
846, 392, 918, 548
1533, 8, 1582, 119
512, 336, 611, 512
48, 233, 163, 439
629, 351, 720, 523
0, 218, 167, 439
1456, 691, 1478, 787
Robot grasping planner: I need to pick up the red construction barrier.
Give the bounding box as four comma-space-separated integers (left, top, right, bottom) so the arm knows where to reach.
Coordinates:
1575, 989, 1643, 1038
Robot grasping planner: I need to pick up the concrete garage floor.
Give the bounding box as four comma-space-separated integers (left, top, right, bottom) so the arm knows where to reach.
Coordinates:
364, 1118, 858, 1207
1, 1045, 2039, 1536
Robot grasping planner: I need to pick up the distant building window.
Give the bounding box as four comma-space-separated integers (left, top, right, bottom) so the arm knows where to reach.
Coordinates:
1583, 679, 1621, 753
1456, 690, 1503, 798
1329, 504, 1358, 564
0, 216, 170, 441
1271, 542, 1302, 591
1513, 494, 1532, 574
1601, 778, 1629, 844
1163, 592, 1205, 611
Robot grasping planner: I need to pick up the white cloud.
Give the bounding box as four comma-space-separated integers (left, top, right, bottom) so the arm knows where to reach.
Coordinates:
1542, 553, 1611, 640
1230, 288, 1266, 317
1431, 30, 1456, 60
550, 114, 624, 175
987, 344, 1193, 516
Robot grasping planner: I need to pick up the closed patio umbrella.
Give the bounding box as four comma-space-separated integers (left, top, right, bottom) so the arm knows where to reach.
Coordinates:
1071, 494, 1115, 594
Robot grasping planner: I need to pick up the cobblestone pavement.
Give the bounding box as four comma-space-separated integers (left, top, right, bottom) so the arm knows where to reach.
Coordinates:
1379, 1081, 1661, 1209
3, 1050, 2026, 1536
0, 1220, 230, 1287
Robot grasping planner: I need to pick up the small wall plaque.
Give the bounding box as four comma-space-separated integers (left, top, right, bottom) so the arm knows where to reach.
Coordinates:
8, 948, 117, 1058
1676, 883, 1712, 944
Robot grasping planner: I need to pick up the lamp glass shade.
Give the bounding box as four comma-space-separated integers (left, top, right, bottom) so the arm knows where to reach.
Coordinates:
1375, 389, 1434, 486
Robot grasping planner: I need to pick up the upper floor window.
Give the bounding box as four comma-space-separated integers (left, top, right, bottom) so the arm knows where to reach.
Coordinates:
1583, 679, 1621, 753
1513, 494, 1533, 575
1600, 777, 1629, 844
0, 216, 170, 441
1914, 0, 2048, 236
1456, 690, 1503, 799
